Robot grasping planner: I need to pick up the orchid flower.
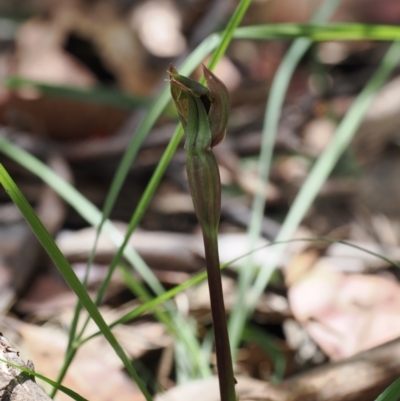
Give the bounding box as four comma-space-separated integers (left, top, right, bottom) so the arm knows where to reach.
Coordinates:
168, 64, 236, 401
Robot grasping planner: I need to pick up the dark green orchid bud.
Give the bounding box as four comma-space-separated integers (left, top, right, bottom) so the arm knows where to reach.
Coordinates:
168, 65, 210, 98
168, 64, 230, 149
168, 65, 213, 127
202, 64, 230, 148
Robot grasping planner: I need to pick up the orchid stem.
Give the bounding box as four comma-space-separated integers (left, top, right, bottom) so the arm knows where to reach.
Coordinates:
168, 65, 236, 401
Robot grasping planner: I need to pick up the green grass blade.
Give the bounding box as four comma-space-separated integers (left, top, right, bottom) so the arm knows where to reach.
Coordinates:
4, 76, 150, 109
250, 40, 400, 317
207, 0, 252, 70
375, 377, 400, 401
0, 358, 89, 401
229, 0, 343, 357
0, 165, 153, 401
93, 127, 184, 301
234, 23, 400, 41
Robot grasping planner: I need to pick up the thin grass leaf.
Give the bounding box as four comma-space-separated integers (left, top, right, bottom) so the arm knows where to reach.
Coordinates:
207, 0, 252, 70
0, 165, 153, 401
229, 0, 343, 357
4, 76, 150, 109
234, 23, 400, 41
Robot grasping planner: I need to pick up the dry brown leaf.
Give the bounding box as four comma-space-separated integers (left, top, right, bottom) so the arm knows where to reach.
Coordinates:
13, 319, 147, 401
288, 261, 400, 359
15, 274, 75, 315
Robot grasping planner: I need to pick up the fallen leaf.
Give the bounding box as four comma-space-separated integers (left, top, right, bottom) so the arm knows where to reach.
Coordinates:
288, 261, 400, 359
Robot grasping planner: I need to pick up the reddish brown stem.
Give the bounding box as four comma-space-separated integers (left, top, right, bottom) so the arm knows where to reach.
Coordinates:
202, 232, 237, 401
187, 150, 236, 401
